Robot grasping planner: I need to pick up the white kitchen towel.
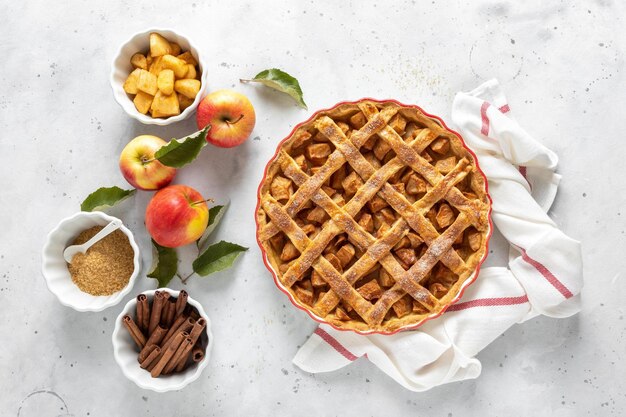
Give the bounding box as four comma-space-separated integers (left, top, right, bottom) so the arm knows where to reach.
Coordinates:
292, 79, 583, 392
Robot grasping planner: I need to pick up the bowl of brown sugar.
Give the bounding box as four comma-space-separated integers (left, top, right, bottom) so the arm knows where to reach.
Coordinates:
42, 211, 141, 311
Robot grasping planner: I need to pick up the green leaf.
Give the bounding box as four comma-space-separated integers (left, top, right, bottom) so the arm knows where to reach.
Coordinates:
196, 203, 229, 253
80, 186, 135, 212
155, 126, 209, 168
147, 239, 178, 287
241, 68, 307, 109
192, 240, 248, 277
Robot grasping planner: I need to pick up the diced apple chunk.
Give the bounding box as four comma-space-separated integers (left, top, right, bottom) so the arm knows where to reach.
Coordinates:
176, 51, 198, 66
185, 64, 197, 80
148, 56, 163, 75
161, 55, 188, 79
133, 91, 154, 114
178, 93, 194, 110
174, 79, 201, 99
123, 68, 142, 95
150, 90, 180, 117
149, 33, 172, 57
169, 42, 181, 56
130, 53, 147, 70
137, 69, 158, 95
124, 33, 201, 119
157, 69, 174, 95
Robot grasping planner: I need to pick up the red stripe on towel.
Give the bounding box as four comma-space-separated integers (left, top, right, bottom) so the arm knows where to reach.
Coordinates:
518, 166, 532, 190
520, 249, 574, 299
446, 295, 529, 312
314, 327, 358, 361
480, 101, 491, 136
519, 166, 528, 179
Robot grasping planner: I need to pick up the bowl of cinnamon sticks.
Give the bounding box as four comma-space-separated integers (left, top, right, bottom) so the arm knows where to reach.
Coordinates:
112, 288, 213, 392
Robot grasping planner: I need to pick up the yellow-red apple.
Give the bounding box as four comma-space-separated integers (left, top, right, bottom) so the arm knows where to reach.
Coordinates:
119, 135, 176, 190
196, 90, 256, 148
145, 185, 209, 248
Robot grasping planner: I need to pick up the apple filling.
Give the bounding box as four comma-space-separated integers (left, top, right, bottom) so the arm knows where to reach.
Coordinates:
257, 100, 491, 332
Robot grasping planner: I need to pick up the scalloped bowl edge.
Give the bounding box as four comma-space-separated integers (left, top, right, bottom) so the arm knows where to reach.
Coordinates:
111, 288, 213, 392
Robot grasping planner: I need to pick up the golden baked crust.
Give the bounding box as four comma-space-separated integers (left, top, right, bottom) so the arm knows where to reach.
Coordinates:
256, 100, 491, 333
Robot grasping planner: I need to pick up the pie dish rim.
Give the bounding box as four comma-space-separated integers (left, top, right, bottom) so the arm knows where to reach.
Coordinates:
255, 97, 493, 335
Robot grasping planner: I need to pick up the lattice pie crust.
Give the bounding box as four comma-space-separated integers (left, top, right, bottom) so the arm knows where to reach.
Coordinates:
256, 100, 491, 333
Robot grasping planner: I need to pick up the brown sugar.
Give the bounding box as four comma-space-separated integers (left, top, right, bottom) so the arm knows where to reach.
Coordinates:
67, 226, 134, 295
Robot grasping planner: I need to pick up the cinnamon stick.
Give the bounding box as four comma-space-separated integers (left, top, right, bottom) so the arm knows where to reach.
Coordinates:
160, 297, 170, 323
160, 329, 190, 361
140, 346, 161, 369
148, 291, 165, 334
175, 334, 193, 372
163, 337, 193, 375
164, 299, 176, 327
122, 315, 146, 349
160, 314, 186, 344
188, 317, 207, 345
174, 354, 189, 373
162, 317, 195, 346
192, 345, 205, 363
138, 343, 157, 363
175, 290, 188, 318
159, 292, 172, 324
150, 331, 185, 378
139, 325, 167, 359
174, 317, 207, 371
130, 291, 206, 378
136, 295, 145, 333
136, 294, 149, 334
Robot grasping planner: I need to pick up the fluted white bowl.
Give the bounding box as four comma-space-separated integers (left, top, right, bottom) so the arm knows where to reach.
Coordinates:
112, 288, 213, 392
110, 28, 208, 125
41, 211, 140, 312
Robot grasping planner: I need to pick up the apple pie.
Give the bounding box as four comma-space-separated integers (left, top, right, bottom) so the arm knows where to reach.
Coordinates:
256, 99, 491, 333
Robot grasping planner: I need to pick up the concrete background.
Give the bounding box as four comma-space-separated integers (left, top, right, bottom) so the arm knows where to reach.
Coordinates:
1, 0, 624, 415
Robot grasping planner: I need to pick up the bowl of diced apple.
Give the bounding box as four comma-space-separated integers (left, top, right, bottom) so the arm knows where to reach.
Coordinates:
110, 28, 208, 125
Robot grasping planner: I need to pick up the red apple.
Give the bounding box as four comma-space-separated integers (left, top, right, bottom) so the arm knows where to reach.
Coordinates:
119, 135, 176, 190
196, 89, 256, 148
145, 185, 209, 248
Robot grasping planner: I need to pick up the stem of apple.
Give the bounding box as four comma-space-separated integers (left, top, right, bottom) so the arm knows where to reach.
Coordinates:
140, 153, 156, 164
179, 271, 195, 284
225, 114, 244, 125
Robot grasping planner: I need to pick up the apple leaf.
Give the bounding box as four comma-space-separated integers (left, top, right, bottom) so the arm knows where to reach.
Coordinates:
80, 186, 135, 212
197, 203, 229, 253
147, 239, 178, 287
192, 240, 248, 277
155, 126, 209, 168
241, 68, 307, 109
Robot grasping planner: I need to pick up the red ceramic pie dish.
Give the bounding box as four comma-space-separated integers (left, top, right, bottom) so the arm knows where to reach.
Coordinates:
255, 98, 493, 335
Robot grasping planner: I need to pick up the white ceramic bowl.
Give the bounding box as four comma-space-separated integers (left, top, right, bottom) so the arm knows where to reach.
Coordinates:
110, 28, 208, 125
41, 211, 141, 312
112, 288, 213, 392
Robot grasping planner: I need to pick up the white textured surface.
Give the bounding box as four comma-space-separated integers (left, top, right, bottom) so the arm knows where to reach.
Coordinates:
1, 1, 624, 416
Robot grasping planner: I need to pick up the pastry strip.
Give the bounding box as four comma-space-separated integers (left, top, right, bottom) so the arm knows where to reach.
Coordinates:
258, 106, 399, 242
286, 157, 469, 314
358, 103, 489, 230
257, 100, 491, 331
